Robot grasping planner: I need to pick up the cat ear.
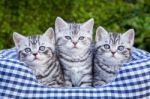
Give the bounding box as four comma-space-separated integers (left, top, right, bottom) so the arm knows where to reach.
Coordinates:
55, 17, 68, 32
13, 32, 26, 47
81, 18, 94, 33
43, 27, 55, 43
122, 29, 135, 46
96, 26, 108, 42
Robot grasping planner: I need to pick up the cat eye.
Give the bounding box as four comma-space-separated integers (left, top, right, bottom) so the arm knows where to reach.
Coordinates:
79, 36, 85, 40
24, 48, 31, 53
65, 36, 71, 40
118, 46, 125, 51
39, 46, 46, 51
104, 44, 110, 49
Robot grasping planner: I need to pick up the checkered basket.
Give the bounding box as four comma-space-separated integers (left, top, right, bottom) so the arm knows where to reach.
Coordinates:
0, 47, 150, 98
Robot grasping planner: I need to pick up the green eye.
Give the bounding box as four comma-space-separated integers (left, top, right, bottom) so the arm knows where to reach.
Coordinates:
39, 46, 46, 51
104, 44, 110, 49
65, 36, 71, 40
118, 46, 124, 51
79, 36, 85, 40
24, 48, 31, 53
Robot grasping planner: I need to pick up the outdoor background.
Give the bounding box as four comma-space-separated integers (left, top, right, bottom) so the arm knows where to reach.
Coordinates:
0, 0, 149, 52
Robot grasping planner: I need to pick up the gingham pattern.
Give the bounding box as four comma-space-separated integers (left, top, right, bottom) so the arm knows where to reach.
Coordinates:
0, 47, 150, 98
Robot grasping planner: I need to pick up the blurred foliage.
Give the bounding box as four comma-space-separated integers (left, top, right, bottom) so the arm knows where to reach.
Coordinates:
0, 0, 149, 52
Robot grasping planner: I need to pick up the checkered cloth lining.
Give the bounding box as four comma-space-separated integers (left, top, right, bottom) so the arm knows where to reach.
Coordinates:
0, 47, 150, 99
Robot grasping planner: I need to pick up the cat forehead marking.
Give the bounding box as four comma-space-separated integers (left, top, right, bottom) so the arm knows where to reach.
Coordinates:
109, 32, 120, 45
28, 35, 40, 46
69, 23, 80, 35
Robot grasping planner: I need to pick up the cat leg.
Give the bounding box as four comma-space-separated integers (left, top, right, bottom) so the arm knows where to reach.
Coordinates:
80, 82, 92, 87
79, 75, 92, 87
64, 75, 72, 87
93, 80, 107, 86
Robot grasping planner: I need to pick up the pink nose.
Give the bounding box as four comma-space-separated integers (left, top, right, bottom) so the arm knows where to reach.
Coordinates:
33, 53, 37, 56
72, 42, 77, 45
111, 52, 116, 55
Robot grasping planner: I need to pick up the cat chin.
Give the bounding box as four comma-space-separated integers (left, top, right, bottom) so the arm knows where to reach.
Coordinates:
104, 61, 122, 66
26, 59, 45, 66
71, 48, 80, 51
65, 47, 81, 51
102, 58, 123, 66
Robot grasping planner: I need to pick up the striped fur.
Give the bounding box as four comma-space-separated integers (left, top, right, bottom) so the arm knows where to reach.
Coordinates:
55, 17, 94, 87
94, 26, 134, 86
13, 28, 64, 87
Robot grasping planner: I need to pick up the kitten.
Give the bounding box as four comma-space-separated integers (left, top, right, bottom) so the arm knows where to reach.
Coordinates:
55, 17, 94, 87
13, 28, 64, 87
93, 26, 134, 86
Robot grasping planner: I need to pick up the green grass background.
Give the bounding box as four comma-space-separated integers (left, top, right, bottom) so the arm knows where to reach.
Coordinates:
0, 0, 149, 52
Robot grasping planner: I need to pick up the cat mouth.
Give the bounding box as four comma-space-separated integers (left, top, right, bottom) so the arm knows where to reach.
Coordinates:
72, 45, 78, 49
33, 57, 39, 61
73, 46, 77, 48
111, 54, 116, 58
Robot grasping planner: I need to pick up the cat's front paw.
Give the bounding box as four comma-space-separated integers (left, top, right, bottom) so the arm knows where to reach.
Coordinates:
80, 82, 92, 87
93, 80, 107, 87
64, 80, 72, 87
49, 84, 63, 88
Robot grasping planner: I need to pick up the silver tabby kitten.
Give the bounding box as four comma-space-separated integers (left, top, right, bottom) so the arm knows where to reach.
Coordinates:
13, 28, 64, 87
55, 17, 94, 87
94, 26, 134, 86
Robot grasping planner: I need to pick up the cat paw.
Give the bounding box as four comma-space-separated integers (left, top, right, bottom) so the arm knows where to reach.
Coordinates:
64, 81, 72, 87
93, 81, 107, 87
80, 83, 92, 87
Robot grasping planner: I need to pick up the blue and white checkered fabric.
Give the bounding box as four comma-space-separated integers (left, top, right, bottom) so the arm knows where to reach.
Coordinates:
0, 47, 150, 98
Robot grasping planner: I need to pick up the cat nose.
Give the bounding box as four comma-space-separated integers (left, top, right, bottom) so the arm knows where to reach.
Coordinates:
111, 51, 116, 55
33, 53, 37, 56
72, 42, 77, 45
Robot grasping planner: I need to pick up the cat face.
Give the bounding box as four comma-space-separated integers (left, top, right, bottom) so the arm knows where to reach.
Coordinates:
95, 26, 134, 65
55, 17, 94, 54
13, 28, 55, 66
